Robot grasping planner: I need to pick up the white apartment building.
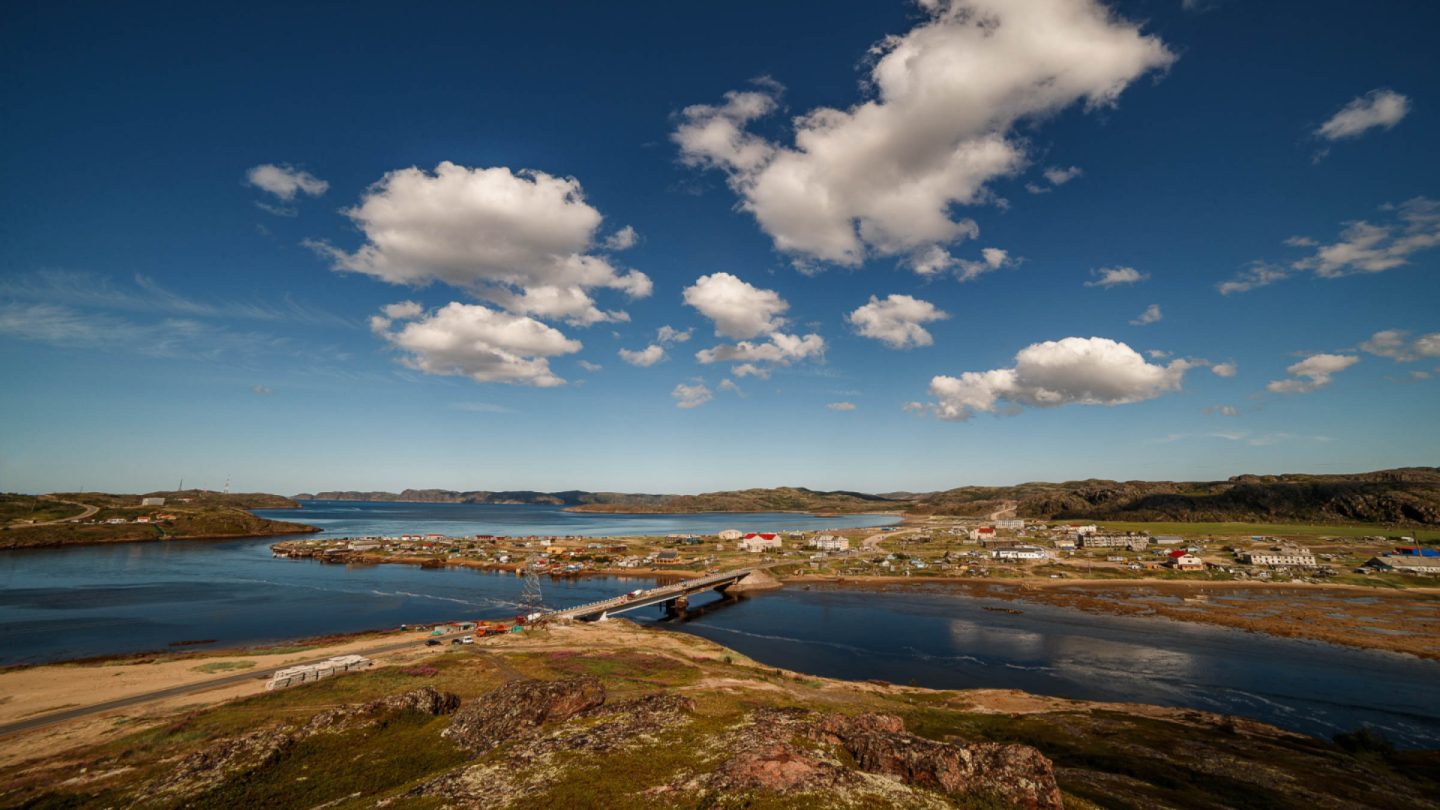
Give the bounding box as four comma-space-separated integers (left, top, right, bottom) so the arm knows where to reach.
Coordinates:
1243, 551, 1317, 567
809, 534, 850, 552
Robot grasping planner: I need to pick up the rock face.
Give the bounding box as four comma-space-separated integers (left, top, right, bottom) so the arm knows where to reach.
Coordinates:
140, 687, 460, 804
413, 685, 698, 806
441, 675, 605, 755
693, 708, 1063, 810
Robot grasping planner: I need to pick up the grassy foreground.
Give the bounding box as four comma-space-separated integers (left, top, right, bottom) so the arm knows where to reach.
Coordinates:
2, 622, 1436, 810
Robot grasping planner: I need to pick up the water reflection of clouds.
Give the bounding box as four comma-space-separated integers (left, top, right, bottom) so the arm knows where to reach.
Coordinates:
946, 618, 1200, 684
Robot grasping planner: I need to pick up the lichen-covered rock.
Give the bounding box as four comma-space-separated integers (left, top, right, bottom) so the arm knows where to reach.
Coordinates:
687, 707, 1062, 809
304, 686, 460, 736
136, 687, 460, 804
847, 733, 1063, 810
441, 676, 606, 755
409, 690, 696, 807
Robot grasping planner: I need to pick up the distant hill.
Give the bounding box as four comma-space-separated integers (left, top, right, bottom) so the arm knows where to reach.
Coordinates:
2, 491, 315, 550
565, 487, 903, 515
293, 468, 1440, 525
47, 490, 302, 509
908, 467, 1440, 526
294, 489, 673, 507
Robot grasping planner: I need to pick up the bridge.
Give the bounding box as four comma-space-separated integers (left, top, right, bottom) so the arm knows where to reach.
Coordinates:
543, 561, 791, 622
540, 527, 912, 623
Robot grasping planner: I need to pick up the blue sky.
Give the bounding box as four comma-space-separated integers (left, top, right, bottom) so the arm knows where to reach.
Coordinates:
2, 0, 1437, 496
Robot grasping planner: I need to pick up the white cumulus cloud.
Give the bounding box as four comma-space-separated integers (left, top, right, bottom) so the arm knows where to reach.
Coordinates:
1130, 304, 1163, 326
847, 294, 949, 349
1315, 89, 1411, 141
1201, 405, 1238, 416
672, 0, 1174, 270
1211, 362, 1237, 378
1085, 266, 1148, 287
603, 225, 639, 251
656, 325, 693, 345
1043, 166, 1084, 186
827, 402, 857, 411
1358, 329, 1440, 362
253, 384, 274, 396
309, 162, 651, 326
682, 272, 789, 339
696, 332, 826, 366
619, 344, 667, 367
577, 360, 603, 372
924, 336, 1195, 420
672, 383, 713, 409
246, 164, 328, 200
370, 301, 581, 387
1266, 353, 1359, 395
1291, 198, 1440, 279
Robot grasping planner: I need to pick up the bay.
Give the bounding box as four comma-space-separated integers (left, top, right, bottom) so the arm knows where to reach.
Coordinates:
2, 501, 1437, 747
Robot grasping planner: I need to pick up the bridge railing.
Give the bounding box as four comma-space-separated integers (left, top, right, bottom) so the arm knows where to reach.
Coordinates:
544, 567, 754, 618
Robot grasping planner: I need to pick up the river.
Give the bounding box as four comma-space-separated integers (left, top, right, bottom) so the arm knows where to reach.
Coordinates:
1, 503, 1437, 747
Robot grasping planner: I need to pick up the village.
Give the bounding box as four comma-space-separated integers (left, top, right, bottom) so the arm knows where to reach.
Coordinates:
268, 516, 1440, 587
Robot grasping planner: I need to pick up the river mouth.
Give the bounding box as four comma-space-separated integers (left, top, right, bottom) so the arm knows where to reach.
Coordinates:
624, 581, 1440, 748
4, 509, 1440, 749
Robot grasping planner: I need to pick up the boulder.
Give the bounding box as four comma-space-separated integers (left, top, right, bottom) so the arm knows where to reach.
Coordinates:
442, 676, 605, 755
696, 707, 1063, 809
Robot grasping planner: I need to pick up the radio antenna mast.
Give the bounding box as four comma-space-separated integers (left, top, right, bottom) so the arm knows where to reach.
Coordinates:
223, 475, 230, 495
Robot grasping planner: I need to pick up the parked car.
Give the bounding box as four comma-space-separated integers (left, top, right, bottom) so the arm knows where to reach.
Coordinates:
462, 635, 475, 644
425, 639, 441, 647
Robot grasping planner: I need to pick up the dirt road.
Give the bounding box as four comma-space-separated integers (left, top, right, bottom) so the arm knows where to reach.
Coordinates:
0, 632, 465, 740
987, 501, 1018, 521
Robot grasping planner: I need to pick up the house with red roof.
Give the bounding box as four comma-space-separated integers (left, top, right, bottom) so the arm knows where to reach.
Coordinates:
739, 532, 783, 552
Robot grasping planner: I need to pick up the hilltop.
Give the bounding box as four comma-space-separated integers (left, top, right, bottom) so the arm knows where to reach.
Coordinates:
0, 491, 315, 550
908, 466, 1440, 525
566, 487, 907, 515
293, 468, 1440, 526
295, 489, 673, 507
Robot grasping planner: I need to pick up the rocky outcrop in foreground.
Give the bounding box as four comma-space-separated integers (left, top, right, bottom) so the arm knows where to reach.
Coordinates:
139, 687, 459, 804
441, 674, 605, 754
409, 678, 1060, 809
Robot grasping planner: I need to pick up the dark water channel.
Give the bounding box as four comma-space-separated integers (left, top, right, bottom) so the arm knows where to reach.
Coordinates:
2, 528, 1438, 747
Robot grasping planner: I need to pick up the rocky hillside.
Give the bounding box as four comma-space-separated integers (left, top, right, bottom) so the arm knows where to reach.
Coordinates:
5, 623, 1436, 810
0, 495, 317, 550
566, 487, 907, 514
292, 468, 1440, 524
47, 490, 303, 509
910, 467, 1440, 526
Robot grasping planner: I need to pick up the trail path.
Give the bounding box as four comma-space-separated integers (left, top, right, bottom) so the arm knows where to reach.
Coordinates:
987, 501, 1019, 521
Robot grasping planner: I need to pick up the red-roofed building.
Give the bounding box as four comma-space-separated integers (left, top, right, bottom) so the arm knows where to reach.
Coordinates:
1167, 550, 1204, 571
739, 533, 783, 552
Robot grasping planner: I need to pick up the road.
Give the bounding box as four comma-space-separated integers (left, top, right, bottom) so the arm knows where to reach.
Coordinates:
20, 496, 98, 526
0, 633, 464, 740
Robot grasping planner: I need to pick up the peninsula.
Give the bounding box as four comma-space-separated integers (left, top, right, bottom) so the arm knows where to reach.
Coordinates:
0, 491, 317, 550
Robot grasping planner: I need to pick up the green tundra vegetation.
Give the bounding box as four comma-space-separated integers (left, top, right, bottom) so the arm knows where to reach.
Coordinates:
0, 494, 316, 550
3, 627, 1436, 810
0, 494, 86, 524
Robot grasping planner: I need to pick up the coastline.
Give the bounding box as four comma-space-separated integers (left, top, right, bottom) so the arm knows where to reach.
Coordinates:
295, 550, 1440, 663
0, 524, 321, 552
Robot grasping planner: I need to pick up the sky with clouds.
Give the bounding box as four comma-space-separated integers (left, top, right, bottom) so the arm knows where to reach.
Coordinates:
2, 0, 1437, 495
